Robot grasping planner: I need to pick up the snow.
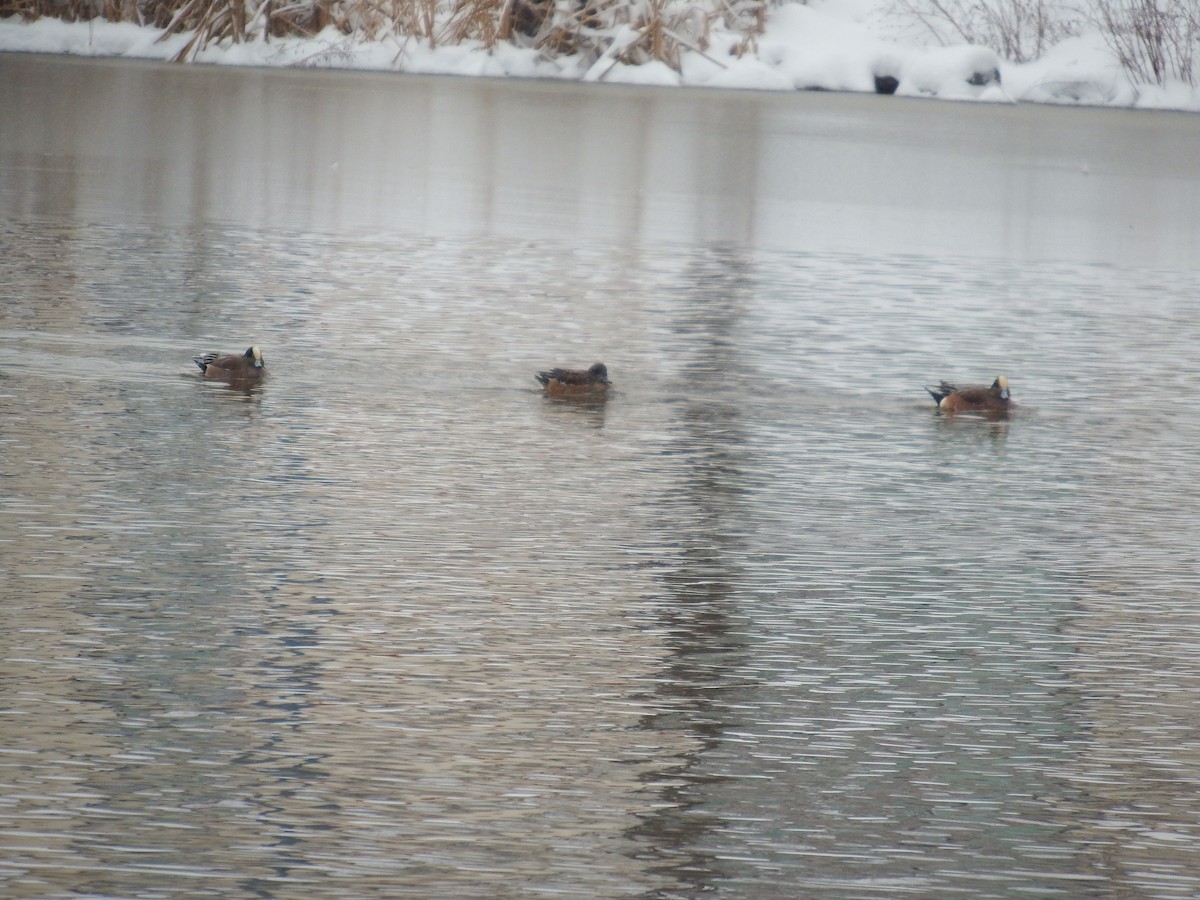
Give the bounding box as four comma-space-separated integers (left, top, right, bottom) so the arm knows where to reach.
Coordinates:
2, 1, 1197, 112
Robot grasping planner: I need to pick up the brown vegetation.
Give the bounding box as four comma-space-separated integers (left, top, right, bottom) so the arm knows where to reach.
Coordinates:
0, 0, 769, 66
3, 0, 1196, 86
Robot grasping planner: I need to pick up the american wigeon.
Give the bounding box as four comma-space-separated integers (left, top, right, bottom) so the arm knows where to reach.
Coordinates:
194, 346, 266, 382
926, 376, 1011, 415
535, 362, 612, 396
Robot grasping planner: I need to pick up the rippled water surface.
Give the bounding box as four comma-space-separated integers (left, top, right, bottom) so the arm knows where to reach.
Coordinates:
3, 54, 1200, 898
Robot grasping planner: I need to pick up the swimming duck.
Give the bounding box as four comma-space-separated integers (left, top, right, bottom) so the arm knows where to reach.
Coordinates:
194, 346, 266, 382
535, 362, 612, 396
926, 376, 1010, 415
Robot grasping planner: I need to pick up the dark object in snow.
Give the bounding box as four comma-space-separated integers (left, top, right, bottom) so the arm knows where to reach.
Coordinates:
925, 376, 1011, 416
535, 362, 612, 397
967, 67, 1002, 87
874, 74, 900, 95
194, 346, 267, 382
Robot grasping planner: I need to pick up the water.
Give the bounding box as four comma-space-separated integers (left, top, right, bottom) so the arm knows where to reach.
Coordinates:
3, 53, 1200, 898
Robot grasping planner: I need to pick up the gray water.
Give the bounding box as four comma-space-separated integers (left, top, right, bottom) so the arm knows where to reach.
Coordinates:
2, 53, 1200, 898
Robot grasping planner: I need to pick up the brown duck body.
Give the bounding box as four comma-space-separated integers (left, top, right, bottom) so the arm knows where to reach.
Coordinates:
194, 346, 267, 382
536, 362, 612, 396
926, 376, 1011, 415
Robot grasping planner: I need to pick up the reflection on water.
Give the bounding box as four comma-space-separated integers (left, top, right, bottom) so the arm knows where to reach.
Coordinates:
4, 56, 1200, 900
5, 54, 1200, 268
4, 218, 1200, 897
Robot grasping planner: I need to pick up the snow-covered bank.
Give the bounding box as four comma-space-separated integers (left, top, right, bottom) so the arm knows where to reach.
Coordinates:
2, 1, 1198, 112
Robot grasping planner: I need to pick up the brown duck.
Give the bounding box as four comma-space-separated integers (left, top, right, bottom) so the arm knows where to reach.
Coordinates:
194, 346, 267, 382
926, 376, 1011, 415
535, 362, 612, 396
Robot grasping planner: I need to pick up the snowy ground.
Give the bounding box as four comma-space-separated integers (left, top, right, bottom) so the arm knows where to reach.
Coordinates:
2, 1, 1198, 111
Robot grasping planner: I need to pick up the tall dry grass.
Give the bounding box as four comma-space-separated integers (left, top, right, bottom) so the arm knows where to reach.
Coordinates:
6, 0, 1197, 85
0, 0, 771, 67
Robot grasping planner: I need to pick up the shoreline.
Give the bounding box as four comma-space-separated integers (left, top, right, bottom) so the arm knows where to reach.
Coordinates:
2, 9, 1199, 113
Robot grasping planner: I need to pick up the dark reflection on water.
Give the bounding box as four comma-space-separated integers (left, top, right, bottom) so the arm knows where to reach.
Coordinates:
630, 261, 761, 893
5, 59, 1200, 900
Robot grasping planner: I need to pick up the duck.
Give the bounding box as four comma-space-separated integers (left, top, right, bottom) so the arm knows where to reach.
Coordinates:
925, 376, 1011, 415
194, 346, 267, 382
535, 362, 612, 396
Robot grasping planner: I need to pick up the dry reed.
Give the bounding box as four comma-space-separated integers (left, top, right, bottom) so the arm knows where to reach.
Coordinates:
1, 0, 770, 70
8, 0, 1196, 86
